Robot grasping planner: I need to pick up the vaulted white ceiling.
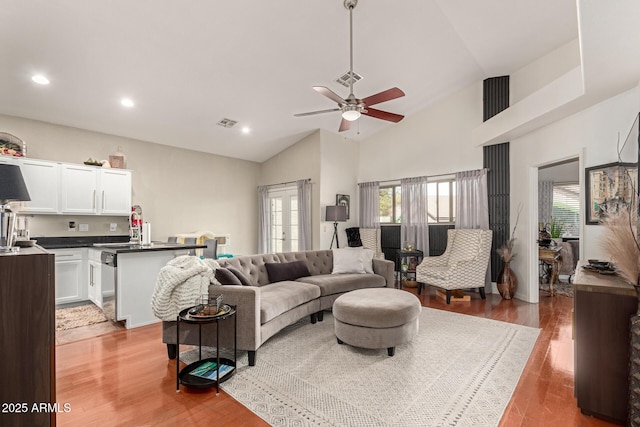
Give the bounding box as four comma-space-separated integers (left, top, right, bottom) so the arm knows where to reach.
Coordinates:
1, 0, 579, 162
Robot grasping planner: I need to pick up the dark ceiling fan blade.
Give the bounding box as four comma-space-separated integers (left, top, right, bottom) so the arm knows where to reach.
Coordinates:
339, 118, 351, 132
362, 108, 404, 123
294, 108, 340, 117
361, 87, 405, 107
313, 86, 347, 105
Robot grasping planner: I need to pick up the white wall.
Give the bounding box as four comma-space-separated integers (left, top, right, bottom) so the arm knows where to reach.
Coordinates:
319, 130, 359, 249
260, 130, 322, 249
510, 88, 639, 302
0, 114, 261, 255
538, 159, 579, 183
259, 129, 360, 251
359, 82, 484, 183
510, 38, 582, 105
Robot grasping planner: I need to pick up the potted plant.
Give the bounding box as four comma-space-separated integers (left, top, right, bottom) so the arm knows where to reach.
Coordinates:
548, 218, 564, 245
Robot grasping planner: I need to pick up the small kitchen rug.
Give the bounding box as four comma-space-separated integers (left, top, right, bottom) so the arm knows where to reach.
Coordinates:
56, 304, 108, 331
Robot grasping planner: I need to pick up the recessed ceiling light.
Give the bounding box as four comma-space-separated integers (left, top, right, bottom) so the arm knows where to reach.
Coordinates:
241, 126, 251, 134
120, 98, 135, 108
32, 74, 50, 85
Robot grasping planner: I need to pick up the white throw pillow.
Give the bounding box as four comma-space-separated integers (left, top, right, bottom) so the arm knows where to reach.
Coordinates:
332, 248, 366, 274
332, 248, 375, 274
361, 248, 375, 274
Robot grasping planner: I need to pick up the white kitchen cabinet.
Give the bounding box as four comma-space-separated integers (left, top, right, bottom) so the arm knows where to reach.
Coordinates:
60, 164, 99, 214
18, 158, 59, 213
99, 169, 131, 215
88, 260, 102, 308
0, 156, 16, 164
60, 164, 132, 215
87, 249, 103, 308
52, 248, 87, 305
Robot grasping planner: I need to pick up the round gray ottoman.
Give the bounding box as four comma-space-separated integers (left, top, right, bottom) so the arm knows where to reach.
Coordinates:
333, 288, 421, 356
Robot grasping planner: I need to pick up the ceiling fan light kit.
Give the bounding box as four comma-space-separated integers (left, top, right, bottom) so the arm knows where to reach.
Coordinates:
294, 0, 405, 132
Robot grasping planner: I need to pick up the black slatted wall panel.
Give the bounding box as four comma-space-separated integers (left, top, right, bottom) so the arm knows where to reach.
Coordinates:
483, 76, 510, 282
483, 77, 510, 121
484, 143, 510, 282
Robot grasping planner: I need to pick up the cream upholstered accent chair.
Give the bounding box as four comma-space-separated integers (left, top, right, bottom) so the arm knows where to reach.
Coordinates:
359, 228, 385, 260
416, 229, 493, 304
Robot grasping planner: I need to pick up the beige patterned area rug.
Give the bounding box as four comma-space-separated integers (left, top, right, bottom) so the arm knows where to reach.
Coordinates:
56, 304, 108, 331
181, 308, 540, 426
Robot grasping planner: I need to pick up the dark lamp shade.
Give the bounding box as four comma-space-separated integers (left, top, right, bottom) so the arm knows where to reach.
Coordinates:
0, 164, 31, 202
326, 205, 347, 222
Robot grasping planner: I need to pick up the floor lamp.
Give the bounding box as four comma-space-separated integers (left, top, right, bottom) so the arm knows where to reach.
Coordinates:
326, 205, 347, 249
0, 164, 31, 253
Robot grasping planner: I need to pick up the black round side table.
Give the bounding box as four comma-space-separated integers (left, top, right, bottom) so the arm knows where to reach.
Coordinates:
176, 304, 237, 394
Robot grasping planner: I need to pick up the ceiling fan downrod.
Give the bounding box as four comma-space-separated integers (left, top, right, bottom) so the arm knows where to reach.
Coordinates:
345, 0, 357, 99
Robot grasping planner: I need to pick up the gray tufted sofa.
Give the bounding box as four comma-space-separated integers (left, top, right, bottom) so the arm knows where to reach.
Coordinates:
162, 249, 395, 366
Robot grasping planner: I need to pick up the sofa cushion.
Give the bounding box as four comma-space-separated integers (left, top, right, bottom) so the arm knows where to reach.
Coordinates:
332, 248, 365, 274
265, 261, 310, 283
227, 266, 253, 286
297, 273, 386, 296
332, 248, 374, 274
259, 281, 321, 324
277, 250, 333, 276
215, 267, 242, 286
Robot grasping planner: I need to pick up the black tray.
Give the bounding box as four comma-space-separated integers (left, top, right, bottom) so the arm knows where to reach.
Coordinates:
179, 357, 235, 389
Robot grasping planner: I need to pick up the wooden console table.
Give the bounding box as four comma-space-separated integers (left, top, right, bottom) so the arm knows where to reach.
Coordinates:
574, 261, 636, 424
539, 246, 562, 296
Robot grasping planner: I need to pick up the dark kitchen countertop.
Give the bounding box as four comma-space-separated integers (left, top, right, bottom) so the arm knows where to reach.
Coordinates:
97, 242, 205, 254
36, 236, 205, 253
37, 235, 130, 249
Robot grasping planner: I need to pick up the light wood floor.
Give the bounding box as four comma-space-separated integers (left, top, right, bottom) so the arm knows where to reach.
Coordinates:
55, 286, 620, 427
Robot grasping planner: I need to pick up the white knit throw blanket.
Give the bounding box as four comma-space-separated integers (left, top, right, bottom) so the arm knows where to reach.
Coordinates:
151, 255, 221, 321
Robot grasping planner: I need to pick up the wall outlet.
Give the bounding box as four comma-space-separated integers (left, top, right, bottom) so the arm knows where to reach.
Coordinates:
68, 221, 76, 232
109, 223, 117, 232
79, 223, 89, 232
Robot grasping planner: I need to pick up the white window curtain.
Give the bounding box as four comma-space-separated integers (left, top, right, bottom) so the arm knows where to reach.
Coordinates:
296, 179, 312, 251
538, 180, 554, 226
257, 185, 270, 254
455, 168, 490, 292
400, 177, 429, 254
455, 169, 489, 229
358, 181, 380, 228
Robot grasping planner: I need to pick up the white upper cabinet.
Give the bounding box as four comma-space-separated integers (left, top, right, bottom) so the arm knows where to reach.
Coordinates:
60, 164, 99, 214
19, 158, 59, 213
14, 159, 132, 216
99, 169, 131, 215
0, 156, 16, 164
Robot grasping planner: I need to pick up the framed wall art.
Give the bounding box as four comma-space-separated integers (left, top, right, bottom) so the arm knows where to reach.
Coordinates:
585, 162, 637, 224
336, 194, 350, 220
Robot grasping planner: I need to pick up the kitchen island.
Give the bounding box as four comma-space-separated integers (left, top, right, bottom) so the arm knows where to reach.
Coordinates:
39, 237, 204, 329
99, 242, 206, 329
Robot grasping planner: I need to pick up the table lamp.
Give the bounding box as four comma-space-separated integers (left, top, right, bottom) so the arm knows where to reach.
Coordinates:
326, 205, 347, 249
0, 164, 31, 252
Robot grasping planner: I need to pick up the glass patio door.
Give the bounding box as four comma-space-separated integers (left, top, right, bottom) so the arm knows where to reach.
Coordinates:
268, 187, 298, 253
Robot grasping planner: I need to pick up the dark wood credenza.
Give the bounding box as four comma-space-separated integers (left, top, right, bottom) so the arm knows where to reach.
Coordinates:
0, 246, 56, 427
574, 261, 636, 425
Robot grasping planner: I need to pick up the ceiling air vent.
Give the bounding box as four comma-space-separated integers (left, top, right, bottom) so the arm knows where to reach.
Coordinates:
336, 71, 363, 88
216, 118, 238, 128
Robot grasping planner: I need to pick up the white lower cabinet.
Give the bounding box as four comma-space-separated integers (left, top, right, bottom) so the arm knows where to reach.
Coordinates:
88, 250, 103, 308
52, 249, 87, 305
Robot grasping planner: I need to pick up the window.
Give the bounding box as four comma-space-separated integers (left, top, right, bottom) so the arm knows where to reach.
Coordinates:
379, 179, 456, 224
427, 180, 456, 223
552, 183, 580, 238
379, 186, 401, 223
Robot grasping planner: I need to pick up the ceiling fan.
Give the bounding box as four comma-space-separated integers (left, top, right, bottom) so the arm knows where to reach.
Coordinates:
294, 0, 405, 132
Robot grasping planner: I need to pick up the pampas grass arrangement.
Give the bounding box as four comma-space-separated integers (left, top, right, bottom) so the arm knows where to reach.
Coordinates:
601, 203, 640, 288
